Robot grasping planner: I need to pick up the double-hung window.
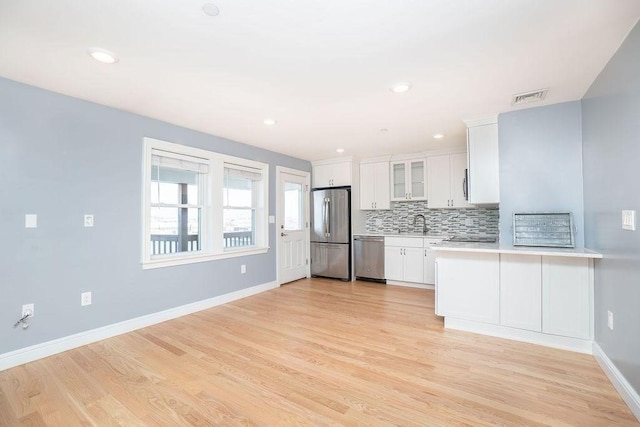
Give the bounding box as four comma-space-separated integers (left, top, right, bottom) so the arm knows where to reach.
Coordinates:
149, 150, 208, 256
223, 163, 265, 250
142, 137, 269, 268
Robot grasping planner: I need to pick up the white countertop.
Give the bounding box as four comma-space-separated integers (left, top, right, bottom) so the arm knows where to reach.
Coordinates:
431, 242, 603, 259
354, 232, 452, 239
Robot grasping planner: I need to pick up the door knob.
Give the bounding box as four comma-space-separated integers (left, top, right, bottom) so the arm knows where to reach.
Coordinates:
281, 232, 288, 237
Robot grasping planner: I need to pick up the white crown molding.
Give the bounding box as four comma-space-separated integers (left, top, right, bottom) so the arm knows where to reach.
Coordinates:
463, 115, 499, 127
0, 281, 278, 372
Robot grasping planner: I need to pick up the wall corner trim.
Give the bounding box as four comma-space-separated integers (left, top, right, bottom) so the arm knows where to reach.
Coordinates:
0, 281, 278, 372
593, 342, 640, 422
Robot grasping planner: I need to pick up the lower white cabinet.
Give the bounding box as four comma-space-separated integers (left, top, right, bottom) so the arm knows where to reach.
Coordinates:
436, 252, 500, 324
542, 257, 592, 340
500, 254, 542, 332
385, 237, 424, 283
437, 250, 595, 344
423, 247, 436, 285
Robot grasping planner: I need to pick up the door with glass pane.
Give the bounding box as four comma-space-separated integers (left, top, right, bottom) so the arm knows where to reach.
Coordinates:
277, 168, 310, 284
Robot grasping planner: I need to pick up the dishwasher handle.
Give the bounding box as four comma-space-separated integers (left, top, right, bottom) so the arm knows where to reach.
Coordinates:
354, 236, 384, 242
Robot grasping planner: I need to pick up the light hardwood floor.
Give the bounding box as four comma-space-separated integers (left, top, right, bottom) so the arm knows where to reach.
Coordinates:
0, 278, 637, 426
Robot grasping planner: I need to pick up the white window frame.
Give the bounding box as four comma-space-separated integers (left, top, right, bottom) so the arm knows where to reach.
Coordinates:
223, 163, 267, 253
142, 137, 269, 269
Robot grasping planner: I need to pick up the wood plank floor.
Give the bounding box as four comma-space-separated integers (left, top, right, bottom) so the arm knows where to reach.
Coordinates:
0, 278, 636, 426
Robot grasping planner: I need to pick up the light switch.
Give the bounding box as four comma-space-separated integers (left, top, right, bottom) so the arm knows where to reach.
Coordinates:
25, 214, 37, 228
622, 210, 636, 231
268, 215, 275, 224
84, 214, 94, 227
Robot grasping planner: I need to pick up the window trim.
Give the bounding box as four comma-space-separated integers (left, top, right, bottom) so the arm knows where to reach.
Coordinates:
142, 137, 269, 269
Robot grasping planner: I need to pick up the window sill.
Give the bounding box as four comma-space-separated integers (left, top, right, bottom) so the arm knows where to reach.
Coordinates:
142, 247, 269, 270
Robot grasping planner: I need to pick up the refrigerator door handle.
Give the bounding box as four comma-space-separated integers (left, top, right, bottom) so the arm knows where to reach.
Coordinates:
322, 199, 328, 236
328, 198, 332, 236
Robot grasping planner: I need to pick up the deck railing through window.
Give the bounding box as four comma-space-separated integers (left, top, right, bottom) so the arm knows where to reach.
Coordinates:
150, 231, 254, 255
223, 231, 253, 248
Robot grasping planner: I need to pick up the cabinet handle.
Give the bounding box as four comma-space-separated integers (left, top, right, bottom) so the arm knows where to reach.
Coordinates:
408, 193, 412, 199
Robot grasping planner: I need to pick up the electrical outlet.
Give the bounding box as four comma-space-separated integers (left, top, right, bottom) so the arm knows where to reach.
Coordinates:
241, 264, 246, 274
84, 214, 94, 227
25, 214, 37, 228
81, 292, 92, 306
22, 304, 34, 318
607, 310, 614, 330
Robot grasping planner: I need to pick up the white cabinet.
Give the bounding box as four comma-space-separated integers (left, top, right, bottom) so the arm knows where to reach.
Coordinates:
312, 161, 352, 188
360, 162, 390, 210
427, 153, 472, 208
384, 237, 424, 283
500, 254, 542, 332
436, 249, 596, 346
436, 252, 500, 324
542, 257, 592, 340
465, 117, 499, 204
390, 159, 427, 201
423, 247, 436, 285
500, 255, 592, 339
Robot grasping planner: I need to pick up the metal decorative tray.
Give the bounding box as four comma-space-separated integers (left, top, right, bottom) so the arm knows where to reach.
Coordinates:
513, 212, 575, 248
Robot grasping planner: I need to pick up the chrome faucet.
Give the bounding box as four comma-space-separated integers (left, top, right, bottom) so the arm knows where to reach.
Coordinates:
413, 214, 428, 234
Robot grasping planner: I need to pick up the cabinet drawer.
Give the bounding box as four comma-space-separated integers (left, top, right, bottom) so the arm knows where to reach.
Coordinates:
385, 237, 424, 248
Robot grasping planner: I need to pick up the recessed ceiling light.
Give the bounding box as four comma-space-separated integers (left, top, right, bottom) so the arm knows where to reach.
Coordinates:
390, 83, 411, 93
202, 3, 220, 16
433, 133, 445, 139
87, 47, 118, 64
263, 119, 277, 126
336, 148, 345, 154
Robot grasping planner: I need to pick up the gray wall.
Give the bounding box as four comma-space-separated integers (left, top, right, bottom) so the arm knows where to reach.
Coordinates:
498, 102, 585, 247
0, 77, 310, 355
582, 22, 640, 392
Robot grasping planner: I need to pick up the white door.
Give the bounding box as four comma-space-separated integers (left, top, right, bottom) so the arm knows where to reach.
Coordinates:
277, 167, 310, 285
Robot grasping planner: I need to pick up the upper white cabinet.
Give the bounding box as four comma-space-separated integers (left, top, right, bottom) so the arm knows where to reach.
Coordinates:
312, 160, 352, 188
427, 153, 472, 209
465, 116, 500, 204
360, 161, 390, 210
390, 159, 427, 201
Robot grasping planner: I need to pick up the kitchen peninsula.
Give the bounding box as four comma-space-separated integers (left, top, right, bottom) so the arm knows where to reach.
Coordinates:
433, 242, 603, 354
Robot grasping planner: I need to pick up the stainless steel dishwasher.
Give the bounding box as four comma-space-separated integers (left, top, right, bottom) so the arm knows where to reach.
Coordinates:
354, 235, 385, 283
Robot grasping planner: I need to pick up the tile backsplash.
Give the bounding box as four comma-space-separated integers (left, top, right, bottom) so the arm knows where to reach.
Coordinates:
365, 201, 499, 237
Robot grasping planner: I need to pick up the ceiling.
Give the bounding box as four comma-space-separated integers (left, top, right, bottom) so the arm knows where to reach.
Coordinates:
1, 1, 639, 161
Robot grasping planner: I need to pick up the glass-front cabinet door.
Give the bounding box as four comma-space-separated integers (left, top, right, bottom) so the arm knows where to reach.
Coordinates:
391, 162, 407, 200
409, 160, 426, 200
390, 159, 427, 201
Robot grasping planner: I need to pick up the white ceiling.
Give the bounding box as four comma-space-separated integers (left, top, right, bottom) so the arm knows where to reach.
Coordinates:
1, 1, 639, 161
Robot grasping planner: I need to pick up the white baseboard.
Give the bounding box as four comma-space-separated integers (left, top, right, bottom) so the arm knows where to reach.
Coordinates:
592, 342, 640, 422
386, 280, 434, 290
444, 318, 593, 354
0, 281, 278, 372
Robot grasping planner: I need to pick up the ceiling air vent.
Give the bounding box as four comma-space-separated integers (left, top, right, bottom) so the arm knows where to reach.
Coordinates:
512, 89, 548, 105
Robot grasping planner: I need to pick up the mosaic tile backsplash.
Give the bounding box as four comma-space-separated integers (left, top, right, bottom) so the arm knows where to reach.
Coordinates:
365, 201, 499, 238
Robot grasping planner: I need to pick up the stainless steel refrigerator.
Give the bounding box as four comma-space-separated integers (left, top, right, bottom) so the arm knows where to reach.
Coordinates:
310, 187, 351, 281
